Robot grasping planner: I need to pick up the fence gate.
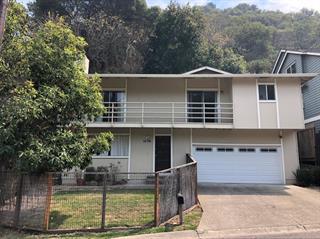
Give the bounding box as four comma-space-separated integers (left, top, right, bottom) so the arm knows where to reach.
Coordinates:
298, 127, 317, 165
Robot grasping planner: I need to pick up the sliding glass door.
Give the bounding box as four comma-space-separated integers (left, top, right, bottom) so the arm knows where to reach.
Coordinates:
103, 91, 125, 122
187, 91, 217, 123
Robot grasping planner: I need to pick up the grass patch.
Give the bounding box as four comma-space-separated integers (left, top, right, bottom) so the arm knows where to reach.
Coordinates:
49, 189, 154, 229
0, 207, 202, 239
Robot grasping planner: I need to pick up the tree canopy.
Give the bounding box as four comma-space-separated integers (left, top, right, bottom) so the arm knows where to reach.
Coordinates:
25, 2, 320, 73
0, 1, 112, 172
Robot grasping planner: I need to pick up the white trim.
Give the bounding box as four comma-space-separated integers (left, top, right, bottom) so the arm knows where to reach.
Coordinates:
128, 128, 131, 179
186, 88, 218, 91
256, 79, 261, 128
274, 79, 280, 128
280, 136, 286, 184
90, 73, 317, 80
192, 143, 282, 147
285, 61, 297, 73
91, 156, 129, 159
152, 128, 155, 172
272, 50, 286, 73
171, 128, 173, 168
277, 51, 288, 74
182, 66, 231, 75
190, 128, 193, 154
257, 82, 277, 101
305, 114, 320, 124
101, 87, 126, 91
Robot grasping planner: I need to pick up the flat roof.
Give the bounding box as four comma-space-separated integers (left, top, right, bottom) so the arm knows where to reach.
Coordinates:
88, 73, 317, 82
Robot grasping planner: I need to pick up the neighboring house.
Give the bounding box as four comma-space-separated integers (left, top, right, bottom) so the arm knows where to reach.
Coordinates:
273, 50, 320, 165
87, 66, 315, 184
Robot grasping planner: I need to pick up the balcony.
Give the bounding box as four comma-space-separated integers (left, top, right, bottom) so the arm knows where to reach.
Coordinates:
87, 102, 233, 128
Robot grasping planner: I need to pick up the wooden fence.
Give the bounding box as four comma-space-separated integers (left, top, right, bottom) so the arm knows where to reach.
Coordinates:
154, 154, 198, 226
0, 155, 198, 232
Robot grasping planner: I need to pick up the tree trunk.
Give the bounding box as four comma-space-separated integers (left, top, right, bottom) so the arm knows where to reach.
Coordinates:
0, 0, 9, 44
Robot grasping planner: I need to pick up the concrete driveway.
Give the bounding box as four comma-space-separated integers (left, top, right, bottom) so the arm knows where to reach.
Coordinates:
198, 184, 320, 238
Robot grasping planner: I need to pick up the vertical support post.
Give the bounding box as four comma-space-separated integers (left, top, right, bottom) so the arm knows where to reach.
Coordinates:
101, 172, 107, 229
14, 174, 23, 228
202, 102, 205, 126
172, 102, 174, 125
44, 173, 53, 231
141, 102, 144, 125
111, 103, 114, 124
154, 173, 160, 226
177, 168, 183, 225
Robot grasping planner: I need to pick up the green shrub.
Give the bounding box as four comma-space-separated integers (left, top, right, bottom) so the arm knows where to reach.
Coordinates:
295, 166, 320, 187
312, 167, 320, 186
84, 167, 96, 182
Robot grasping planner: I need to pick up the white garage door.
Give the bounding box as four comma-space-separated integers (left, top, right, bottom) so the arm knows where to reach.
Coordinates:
193, 145, 284, 184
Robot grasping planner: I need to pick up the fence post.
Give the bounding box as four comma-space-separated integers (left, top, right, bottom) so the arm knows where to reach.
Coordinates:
13, 174, 23, 228
43, 173, 53, 231
101, 172, 107, 229
154, 173, 160, 226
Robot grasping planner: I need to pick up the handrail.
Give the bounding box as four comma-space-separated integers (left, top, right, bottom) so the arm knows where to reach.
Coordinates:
94, 101, 234, 125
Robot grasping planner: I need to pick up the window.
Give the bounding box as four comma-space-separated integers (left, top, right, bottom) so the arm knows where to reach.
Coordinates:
260, 148, 277, 153
239, 148, 256, 152
99, 135, 129, 157
103, 91, 125, 122
258, 84, 276, 101
217, 147, 234, 152
187, 91, 217, 123
196, 147, 212, 152
286, 63, 297, 74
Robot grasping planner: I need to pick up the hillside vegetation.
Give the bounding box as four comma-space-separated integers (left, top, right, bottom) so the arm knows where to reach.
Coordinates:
29, 0, 320, 73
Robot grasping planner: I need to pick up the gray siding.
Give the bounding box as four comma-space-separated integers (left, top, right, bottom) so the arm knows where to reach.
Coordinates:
278, 53, 320, 123
302, 75, 320, 119
300, 55, 320, 121
273, 52, 285, 73
303, 55, 320, 73
280, 54, 303, 73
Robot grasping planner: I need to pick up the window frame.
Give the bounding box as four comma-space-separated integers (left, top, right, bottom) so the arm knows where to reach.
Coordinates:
186, 89, 218, 123
102, 89, 126, 123
92, 134, 130, 158
286, 62, 297, 74
258, 83, 277, 102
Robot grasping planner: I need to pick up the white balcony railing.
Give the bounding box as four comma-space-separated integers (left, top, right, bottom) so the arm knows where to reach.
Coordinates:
93, 102, 233, 126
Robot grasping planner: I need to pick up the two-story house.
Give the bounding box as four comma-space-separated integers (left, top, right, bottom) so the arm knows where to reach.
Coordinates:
273, 50, 320, 165
87, 66, 315, 184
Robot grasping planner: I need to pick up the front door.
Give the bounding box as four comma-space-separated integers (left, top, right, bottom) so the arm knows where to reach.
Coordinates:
155, 136, 171, 171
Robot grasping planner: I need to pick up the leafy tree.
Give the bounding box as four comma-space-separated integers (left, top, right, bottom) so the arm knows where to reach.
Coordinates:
198, 44, 247, 73
144, 3, 204, 74
29, 0, 158, 73
0, 2, 112, 173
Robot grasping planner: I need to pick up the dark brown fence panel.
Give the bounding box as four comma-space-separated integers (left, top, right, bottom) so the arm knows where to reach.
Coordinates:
18, 174, 48, 230
157, 154, 198, 225
158, 170, 179, 223
0, 172, 19, 227
298, 127, 316, 164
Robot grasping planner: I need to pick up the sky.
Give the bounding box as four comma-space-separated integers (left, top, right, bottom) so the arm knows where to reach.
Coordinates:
18, 0, 320, 13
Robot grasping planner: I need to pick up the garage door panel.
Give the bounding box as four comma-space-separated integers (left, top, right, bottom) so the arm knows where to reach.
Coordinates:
193, 145, 283, 184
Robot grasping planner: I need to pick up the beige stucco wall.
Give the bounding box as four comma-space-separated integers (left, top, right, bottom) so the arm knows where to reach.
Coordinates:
232, 78, 259, 128
192, 129, 281, 144
88, 127, 299, 184
277, 78, 305, 129
282, 130, 300, 184
173, 129, 191, 166
259, 103, 278, 128
130, 128, 154, 172
98, 76, 304, 130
